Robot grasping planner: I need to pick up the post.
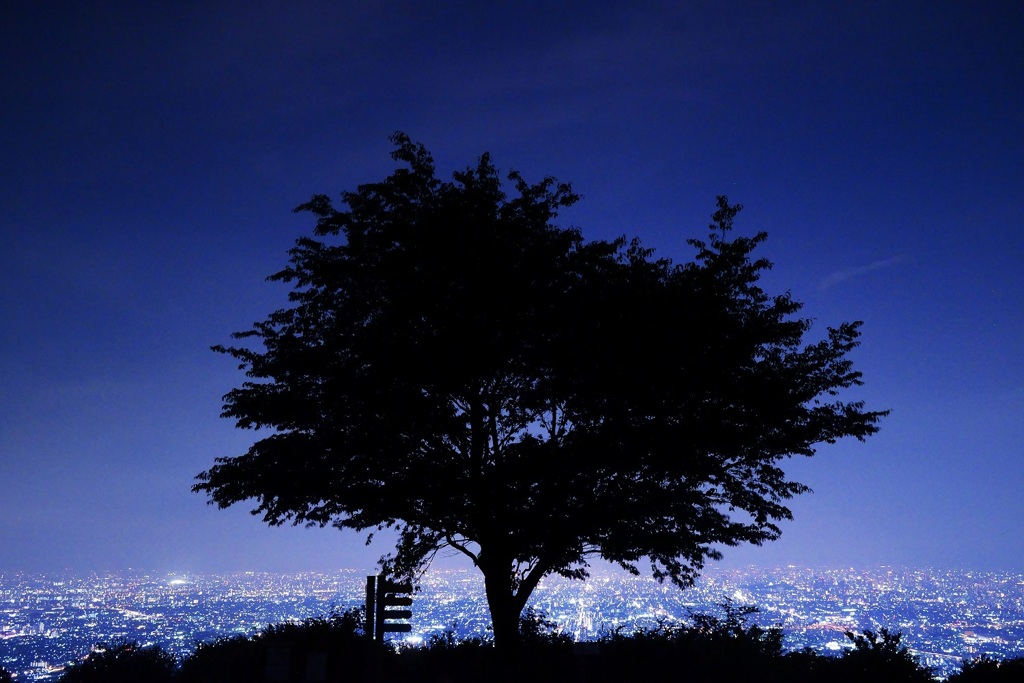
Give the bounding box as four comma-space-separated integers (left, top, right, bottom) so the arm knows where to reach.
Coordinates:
365, 576, 376, 641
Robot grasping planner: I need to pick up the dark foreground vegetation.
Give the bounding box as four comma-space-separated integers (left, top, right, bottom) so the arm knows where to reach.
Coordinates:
9, 606, 1023, 683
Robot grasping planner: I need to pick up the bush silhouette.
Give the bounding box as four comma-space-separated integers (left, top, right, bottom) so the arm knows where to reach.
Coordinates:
57, 641, 175, 683
518, 606, 573, 649
814, 629, 934, 683
176, 609, 364, 683
39, 607, 1009, 683
393, 608, 575, 682
949, 654, 1024, 682
595, 601, 808, 683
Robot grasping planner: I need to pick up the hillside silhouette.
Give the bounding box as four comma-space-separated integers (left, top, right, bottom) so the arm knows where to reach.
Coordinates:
32, 606, 1024, 683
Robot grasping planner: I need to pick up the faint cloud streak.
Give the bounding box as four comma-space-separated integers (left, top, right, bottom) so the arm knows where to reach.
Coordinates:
819, 256, 903, 290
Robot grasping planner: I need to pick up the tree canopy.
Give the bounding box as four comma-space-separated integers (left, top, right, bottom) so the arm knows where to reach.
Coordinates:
195, 133, 886, 647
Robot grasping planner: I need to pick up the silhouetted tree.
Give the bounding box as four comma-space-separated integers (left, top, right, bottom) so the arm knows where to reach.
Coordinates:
0, 666, 11, 683
195, 133, 886, 648
58, 641, 175, 683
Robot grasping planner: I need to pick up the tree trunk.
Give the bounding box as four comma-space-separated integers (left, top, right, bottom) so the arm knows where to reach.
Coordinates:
483, 563, 522, 651
479, 548, 555, 652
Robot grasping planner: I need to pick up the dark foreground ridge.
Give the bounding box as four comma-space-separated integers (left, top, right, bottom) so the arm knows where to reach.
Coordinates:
14, 607, 1024, 683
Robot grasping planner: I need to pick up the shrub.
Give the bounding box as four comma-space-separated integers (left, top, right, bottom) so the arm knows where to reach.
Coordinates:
950, 654, 1024, 682
518, 607, 573, 649
818, 629, 934, 683
58, 641, 175, 683
177, 608, 365, 683
597, 600, 797, 682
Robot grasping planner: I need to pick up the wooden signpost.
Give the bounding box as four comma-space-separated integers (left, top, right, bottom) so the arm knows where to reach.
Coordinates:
365, 576, 413, 643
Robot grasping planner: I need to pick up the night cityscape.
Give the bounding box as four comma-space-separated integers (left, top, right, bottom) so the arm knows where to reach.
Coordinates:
3, 566, 1023, 681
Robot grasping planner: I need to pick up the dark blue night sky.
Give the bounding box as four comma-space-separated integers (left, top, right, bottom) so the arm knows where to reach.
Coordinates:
1, 2, 1021, 574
